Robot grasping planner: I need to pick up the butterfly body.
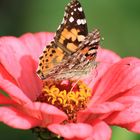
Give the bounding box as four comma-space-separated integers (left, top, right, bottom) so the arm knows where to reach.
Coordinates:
37, 0, 100, 80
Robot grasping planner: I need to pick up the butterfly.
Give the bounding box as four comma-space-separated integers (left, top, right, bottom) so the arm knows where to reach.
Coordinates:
36, 0, 100, 80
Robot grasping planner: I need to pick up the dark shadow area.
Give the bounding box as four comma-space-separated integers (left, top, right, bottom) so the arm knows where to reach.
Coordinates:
0, 123, 36, 140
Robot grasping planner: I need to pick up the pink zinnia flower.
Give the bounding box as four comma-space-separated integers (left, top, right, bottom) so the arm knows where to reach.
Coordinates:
1, 32, 140, 140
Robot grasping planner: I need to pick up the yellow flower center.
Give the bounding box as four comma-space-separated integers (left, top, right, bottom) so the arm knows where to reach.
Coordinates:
37, 80, 91, 122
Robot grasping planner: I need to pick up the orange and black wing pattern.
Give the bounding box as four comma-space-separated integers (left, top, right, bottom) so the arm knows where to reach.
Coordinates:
37, 0, 88, 80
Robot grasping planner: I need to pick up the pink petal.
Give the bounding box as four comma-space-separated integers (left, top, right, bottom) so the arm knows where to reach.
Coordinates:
0, 93, 15, 105
0, 63, 17, 85
115, 85, 140, 103
48, 121, 111, 140
0, 36, 29, 79
77, 102, 124, 123
19, 32, 54, 62
34, 32, 54, 51
89, 120, 112, 140
101, 85, 140, 124
0, 107, 41, 129
0, 36, 42, 99
97, 48, 121, 63
92, 57, 140, 103
0, 75, 32, 105
23, 102, 67, 126
104, 102, 140, 124
85, 48, 121, 88
121, 121, 140, 133
48, 123, 94, 139
87, 101, 125, 114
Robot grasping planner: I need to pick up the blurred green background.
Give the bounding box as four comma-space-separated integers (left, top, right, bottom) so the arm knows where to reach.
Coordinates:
0, 0, 140, 139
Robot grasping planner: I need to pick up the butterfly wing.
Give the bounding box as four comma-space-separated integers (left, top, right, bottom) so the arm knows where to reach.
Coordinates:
45, 29, 100, 80
36, 41, 65, 79
37, 0, 88, 80
55, 0, 88, 54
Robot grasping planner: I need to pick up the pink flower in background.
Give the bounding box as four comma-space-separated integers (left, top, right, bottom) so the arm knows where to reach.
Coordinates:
0, 32, 140, 140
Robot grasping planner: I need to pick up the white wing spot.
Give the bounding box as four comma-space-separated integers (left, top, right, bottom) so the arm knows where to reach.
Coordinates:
78, 7, 83, 12
81, 19, 86, 25
64, 13, 67, 17
71, 12, 74, 15
69, 16, 74, 23
77, 19, 86, 25
61, 18, 65, 24
77, 19, 82, 25
57, 25, 61, 30
83, 19, 86, 24
74, 8, 77, 11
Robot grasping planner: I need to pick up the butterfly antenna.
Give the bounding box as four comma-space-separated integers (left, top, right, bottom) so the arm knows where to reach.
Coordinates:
70, 79, 80, 92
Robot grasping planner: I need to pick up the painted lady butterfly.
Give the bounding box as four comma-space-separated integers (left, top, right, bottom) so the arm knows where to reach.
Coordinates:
37, 0, 100, 80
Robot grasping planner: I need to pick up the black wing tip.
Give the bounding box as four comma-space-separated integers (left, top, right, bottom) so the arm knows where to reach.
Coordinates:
68, 0, 81, 8
71, 0, 79, 3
